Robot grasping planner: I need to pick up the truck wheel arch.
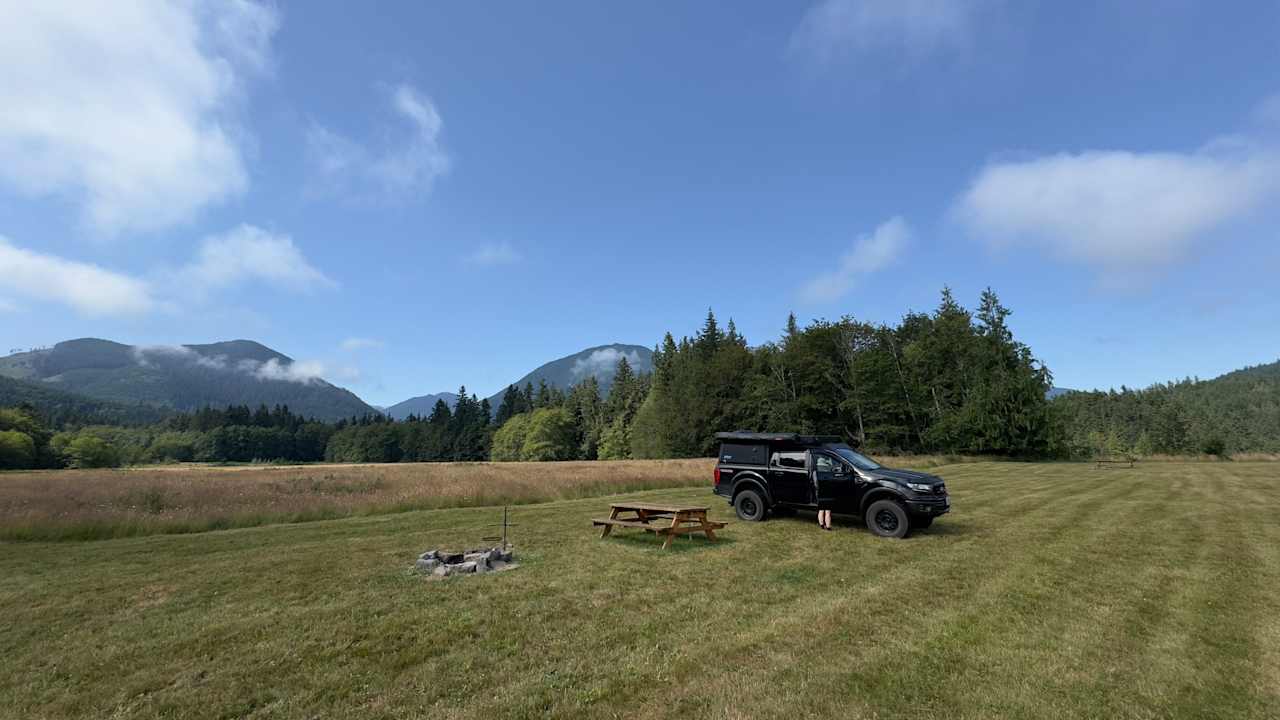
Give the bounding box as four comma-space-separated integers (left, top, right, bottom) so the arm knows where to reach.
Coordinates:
859, 487, 906, 515
731, 475, 773, 507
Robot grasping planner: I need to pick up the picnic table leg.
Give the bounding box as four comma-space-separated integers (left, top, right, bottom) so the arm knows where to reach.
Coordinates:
696, 511, 718, 541
600, 506, 620, 538
661, 512, 682, 550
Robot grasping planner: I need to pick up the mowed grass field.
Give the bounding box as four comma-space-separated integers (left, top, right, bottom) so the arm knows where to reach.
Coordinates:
3, 461, 1279, 719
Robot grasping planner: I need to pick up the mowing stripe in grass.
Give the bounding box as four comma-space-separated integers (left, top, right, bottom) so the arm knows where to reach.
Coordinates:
4, 463, 1279, 719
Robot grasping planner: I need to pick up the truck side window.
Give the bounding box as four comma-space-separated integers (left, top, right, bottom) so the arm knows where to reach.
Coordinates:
772, 451, 806, 469
814, 454, 835, 472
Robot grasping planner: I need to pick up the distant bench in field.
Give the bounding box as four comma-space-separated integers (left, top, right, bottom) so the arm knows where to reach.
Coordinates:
1095, 457, 1136, 469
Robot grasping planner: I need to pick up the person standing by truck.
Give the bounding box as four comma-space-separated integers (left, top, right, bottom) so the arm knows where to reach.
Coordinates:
813, 456, 834, 530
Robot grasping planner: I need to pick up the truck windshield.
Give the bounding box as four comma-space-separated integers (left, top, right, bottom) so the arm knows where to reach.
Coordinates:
829, 446, 881, 471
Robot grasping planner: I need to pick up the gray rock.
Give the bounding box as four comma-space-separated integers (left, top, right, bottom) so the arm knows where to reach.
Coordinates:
432, 563, 451, 577
454, 561, 477, 574
415, 558, 439, 573
419, 550, 439, 561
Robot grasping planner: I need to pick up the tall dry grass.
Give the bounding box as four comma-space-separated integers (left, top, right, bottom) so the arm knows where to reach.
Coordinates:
0, 459, 714, 542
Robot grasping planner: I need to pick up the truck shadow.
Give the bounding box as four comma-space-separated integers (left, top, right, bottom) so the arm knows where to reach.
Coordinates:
600, 532, 738, 554
770, 510, 967, 538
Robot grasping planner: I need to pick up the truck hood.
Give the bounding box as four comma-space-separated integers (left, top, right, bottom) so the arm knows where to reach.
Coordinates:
866, 468, 940, 485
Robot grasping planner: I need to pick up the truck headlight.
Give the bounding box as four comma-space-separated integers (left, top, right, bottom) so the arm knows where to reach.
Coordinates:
906, 482, 933, 493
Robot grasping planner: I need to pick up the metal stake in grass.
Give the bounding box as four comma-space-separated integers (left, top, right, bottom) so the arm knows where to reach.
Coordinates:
481, 505, 516, 549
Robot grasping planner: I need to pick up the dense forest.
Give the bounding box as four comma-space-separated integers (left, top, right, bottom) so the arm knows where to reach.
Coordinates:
1051, 361, 1280, 456
1, 288, 1274, 470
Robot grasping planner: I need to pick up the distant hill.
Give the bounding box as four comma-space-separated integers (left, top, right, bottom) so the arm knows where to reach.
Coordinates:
483, 343, 653, 409
0, 374, 169, 427
1046, 387, 1075, 400
0, 338, 375, 422
384, 392, 459, 421
1050, 358, 1280, 454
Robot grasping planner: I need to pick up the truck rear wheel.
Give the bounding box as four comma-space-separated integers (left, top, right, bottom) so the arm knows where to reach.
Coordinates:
866, 499, 909, 538
734, 489, 766, 522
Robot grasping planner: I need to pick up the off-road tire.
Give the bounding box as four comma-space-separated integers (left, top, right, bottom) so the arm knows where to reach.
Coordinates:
866, 499, 909, 539
734, 489, 767, 522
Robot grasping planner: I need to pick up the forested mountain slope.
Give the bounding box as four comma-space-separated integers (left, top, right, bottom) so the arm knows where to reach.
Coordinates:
481, 344, 653, 409
0, 339, 374, 422
0, 375, 169, 427
1050, 360, 1280, 454
384, 392, 459, 421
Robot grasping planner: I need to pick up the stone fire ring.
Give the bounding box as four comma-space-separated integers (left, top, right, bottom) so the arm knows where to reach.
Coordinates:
415, 546, 518, 579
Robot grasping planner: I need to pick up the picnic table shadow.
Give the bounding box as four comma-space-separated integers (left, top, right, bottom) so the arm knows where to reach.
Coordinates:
600, 530, 738, 554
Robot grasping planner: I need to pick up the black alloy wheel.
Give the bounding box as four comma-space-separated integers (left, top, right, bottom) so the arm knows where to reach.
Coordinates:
865, 499, 909, 539
734, 489, 766, 522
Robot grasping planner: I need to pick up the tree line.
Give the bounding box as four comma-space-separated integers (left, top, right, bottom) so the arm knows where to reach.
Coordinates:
1049, 361, 1280, 457
3, 287, 1272, 471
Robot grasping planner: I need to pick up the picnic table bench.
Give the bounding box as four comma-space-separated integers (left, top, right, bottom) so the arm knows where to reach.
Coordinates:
1095, 457, 1136, 469
593, 503, 726, 549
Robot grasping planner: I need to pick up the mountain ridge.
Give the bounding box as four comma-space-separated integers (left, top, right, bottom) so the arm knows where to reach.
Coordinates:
384, 392, 459, 421
481, 343, 653, 410
381, 344, 655, 416
0, 338, 373, 422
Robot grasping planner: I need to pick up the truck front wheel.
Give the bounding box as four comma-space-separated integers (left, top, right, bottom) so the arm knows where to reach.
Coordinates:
865, 499, 909, 538
734, 489, 767, 522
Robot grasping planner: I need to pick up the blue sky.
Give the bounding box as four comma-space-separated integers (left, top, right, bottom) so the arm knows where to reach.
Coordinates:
2, 1, 1278, 406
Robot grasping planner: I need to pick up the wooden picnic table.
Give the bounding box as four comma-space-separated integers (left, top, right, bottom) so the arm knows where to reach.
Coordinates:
1095, 458, 1136, 469
592, 502, 726, 550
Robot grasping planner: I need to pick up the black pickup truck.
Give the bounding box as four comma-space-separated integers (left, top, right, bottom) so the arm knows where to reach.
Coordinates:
711, 432, 950, 538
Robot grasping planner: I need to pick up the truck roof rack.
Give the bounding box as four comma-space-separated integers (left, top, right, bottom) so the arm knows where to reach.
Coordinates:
714, 431, 843, 444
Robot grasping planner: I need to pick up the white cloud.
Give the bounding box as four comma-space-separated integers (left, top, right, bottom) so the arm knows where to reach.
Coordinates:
955, 141, 1280, 276
246, 358, 359, 385
0, 0, 278, 235
571, 348, 643, 379
466, 242, 521, 266
130, 344, 358, 386
306, 83, 450, 200
0, 235, 155, 316
172, 224, 335, 297
799, 217, 909, 303
250, 358, 327, 384
133, 344, 228, 370
0, 223, 330, 316
341, 337, 384, 351
790, 0, 982, 63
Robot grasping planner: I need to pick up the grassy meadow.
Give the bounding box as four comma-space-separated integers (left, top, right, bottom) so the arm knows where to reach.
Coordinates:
3, 460, 1280, 718
0, 459, 712, 541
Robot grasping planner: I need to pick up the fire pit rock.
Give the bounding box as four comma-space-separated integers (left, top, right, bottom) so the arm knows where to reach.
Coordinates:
415, 546, 516, 578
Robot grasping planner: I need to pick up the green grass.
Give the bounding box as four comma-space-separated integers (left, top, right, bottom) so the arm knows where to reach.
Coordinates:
2, 461, 1279, 719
